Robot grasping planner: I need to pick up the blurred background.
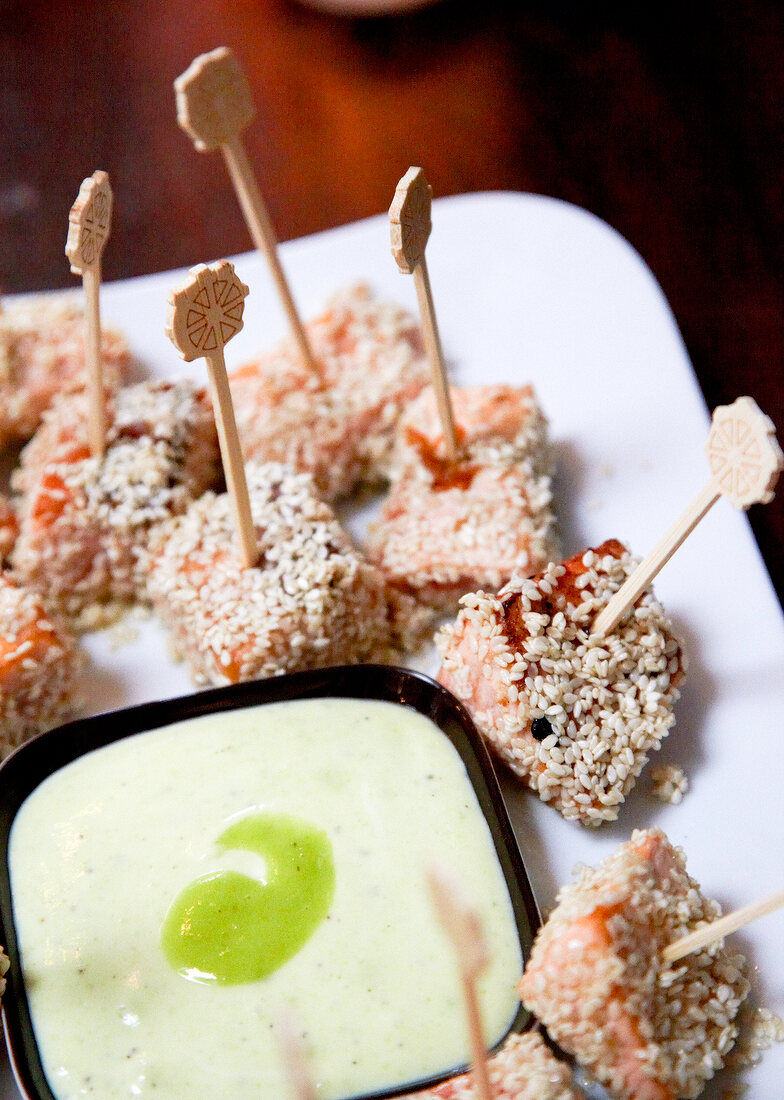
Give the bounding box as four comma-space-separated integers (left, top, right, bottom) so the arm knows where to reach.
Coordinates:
2, 0, 783, 598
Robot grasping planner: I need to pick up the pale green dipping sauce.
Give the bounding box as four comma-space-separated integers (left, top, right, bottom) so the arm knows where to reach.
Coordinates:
10, 698, 523, 1100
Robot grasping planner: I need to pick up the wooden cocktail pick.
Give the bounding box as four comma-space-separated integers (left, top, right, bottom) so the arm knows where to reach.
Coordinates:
593, 396, 783, 637
65, 169, 113, 458
274, 1008, 317, 1100
166, 259, 258, 568
663, 887, 784, 964
427, 863, 493, 1100
390, 167, 459, 462
175, 47, 318, 375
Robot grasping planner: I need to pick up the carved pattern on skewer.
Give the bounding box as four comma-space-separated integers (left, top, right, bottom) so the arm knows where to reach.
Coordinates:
66, 171, 113, 274
706, 395, 782, 508
167, 262, 249, 362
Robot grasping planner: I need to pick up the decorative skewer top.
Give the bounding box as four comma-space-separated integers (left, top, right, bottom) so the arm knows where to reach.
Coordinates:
389, 166, 458, 461
65, 170, 113, 275
166, 260, 249, 363
705, 396, 782, 509
389, 166, 432, 274
175, 46, 255, 152
175, 47, 318, 376
592, 394, 782, 637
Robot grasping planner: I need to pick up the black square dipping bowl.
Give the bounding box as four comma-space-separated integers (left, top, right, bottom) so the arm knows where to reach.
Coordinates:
0, 665, 540, 1100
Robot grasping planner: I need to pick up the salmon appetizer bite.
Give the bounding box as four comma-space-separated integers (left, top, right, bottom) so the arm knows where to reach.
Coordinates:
145, 462, 391, 685
366, 384, 557, 643
408, 1031, 583, 1099
11, 379, 221, 626
0, 294, 131, 450
228, 284, 429, 502
518, 828, 751, 1100
437, 540, 685, 826
0, 573, 84, 755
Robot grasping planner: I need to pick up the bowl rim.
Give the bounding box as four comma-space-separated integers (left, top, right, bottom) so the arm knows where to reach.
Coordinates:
0, 663, 540, 1100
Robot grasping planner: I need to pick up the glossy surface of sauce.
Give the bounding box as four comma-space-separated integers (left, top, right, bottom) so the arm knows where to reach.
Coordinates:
10, 697, 523, 1100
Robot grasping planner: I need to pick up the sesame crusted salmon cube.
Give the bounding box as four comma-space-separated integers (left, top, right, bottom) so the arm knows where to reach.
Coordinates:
228, 284, 429, 502
518, 828, 751, 1100
0, 294, 131, 450
144, 462, 392, 685
10, 379, 221, 627
0, 947, 8, 1000
407, 1031, 583, 1099
436, 540, 685, 826
366, 385, 557, 641
0, 573, 85, 755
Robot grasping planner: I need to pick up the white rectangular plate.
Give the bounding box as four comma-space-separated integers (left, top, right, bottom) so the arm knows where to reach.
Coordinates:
3, 193, 783, 1098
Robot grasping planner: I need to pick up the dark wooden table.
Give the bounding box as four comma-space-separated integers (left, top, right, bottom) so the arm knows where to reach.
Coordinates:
2, 0, 783, 601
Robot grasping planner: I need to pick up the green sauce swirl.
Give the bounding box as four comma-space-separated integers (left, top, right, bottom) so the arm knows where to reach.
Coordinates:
161, 812, 335, 984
